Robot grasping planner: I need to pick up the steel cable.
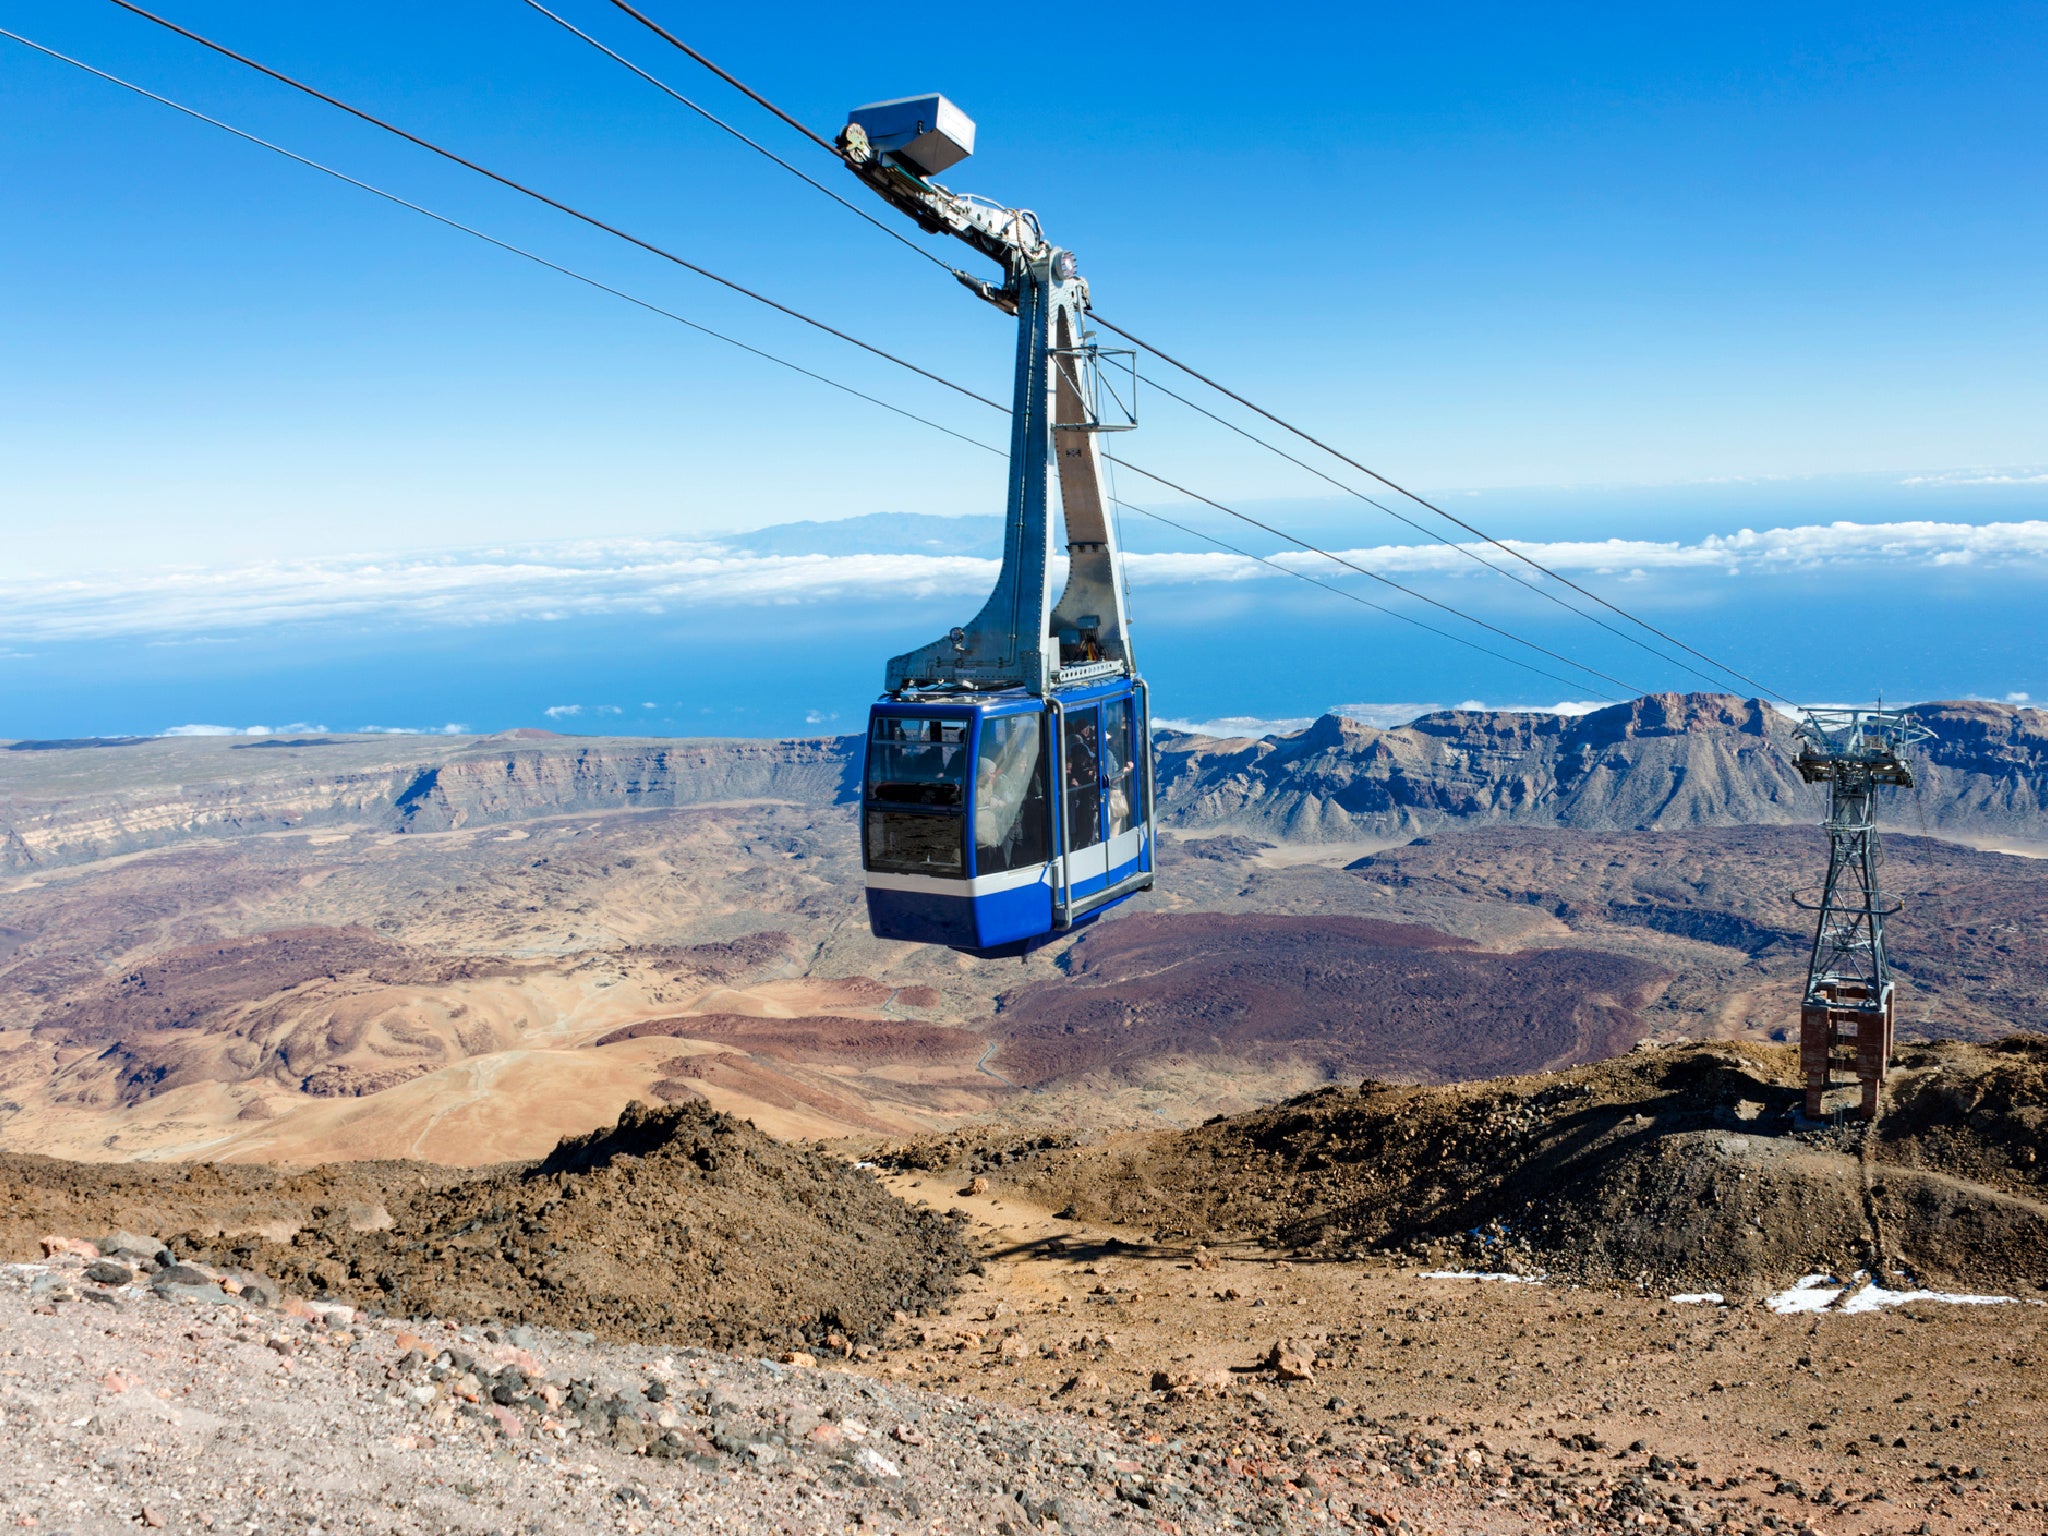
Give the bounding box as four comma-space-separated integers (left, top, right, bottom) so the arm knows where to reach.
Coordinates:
1093, 314, 1795, 706
59, 7, 1688, 701
100, 0, 1008, 414
1104, 455, 1643, 698
516, 0, 957, 278
578, 11, 1789, 704
1132, 367, 1732, 692
1112, 500, 1612, 699
600, 0, 836, 153
0, 27, 1007, 462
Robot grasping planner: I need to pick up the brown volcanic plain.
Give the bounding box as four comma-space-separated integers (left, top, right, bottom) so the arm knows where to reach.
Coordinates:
1, 695, 2045, 1165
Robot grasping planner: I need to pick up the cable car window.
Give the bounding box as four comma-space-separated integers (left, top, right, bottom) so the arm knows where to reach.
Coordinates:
975, 714, 1048, 875
867, 716, 970, 807
1103, 695, 1137, 838
1063, 706, 1103, 851
865, 810, 963, 877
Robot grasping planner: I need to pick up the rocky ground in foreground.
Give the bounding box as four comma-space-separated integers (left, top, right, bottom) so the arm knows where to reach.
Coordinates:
7, 1041, 2048, 1534
2, 1245, 1555, 1536
10, 1203, 2048, 1536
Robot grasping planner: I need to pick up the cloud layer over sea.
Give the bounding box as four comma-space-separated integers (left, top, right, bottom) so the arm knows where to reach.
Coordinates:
4, 504, 2044, 742
5, 518, 2048, 644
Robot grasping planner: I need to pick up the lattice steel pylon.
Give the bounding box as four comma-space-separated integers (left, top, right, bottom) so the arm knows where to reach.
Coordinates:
1792, 707, 1935, 1119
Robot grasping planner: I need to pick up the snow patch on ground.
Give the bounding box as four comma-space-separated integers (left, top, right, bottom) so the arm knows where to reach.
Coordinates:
1765, 1273, 2019, 1315
1419, 1270, 1542, 1284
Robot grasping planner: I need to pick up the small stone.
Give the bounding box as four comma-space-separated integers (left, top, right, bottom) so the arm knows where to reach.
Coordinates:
38, 1235, 98, 1261
97, 1231, 166, 1262
84, 1259, 133, 1287
854, 1446, 902, 1480
961, 1175, 989, 1196
1263, 1339, 1316, 1382
1192, 1246, 1220, 1271
780, 1351, 817, 1368
140, 1508, 165, 1529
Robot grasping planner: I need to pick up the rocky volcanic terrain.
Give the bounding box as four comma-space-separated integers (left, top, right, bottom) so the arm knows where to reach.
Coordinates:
1152, 694, 2048, 841
7, 1040, 2048, 1534
5, 694, 2046, 873
3, 696, 2046, 1163
958, 1039, 2048, 1297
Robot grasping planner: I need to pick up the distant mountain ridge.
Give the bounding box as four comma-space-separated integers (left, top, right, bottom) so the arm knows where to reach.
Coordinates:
1154, 692, 2048, 839
2, 694, 2041, 871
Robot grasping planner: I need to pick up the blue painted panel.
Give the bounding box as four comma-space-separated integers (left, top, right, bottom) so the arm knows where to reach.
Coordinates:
865, 887, 978, 946
973, 879, 1053, 948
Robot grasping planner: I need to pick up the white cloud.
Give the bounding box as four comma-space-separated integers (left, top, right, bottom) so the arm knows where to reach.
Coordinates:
6, 520, 2047, 644
1451, 699, 1605, 717
1900, 468, 2048, 487
357, 724, 469, 735
159, 722, 326, 736
1154, 714, 1318, 738
1158, 698, 1615, 739
543, 704, 583, 718
2008, 692, 2032, 704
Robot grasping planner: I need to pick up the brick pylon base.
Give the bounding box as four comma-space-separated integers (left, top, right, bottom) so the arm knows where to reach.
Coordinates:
1801, 983, 1894, 1120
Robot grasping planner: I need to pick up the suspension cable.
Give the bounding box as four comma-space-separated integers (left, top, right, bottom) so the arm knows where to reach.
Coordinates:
564, 12, 1786, 704
0, 27, 1005, 464
99, 0, 1007, 414
601, 0, 836, 153
62, 8, 1698, 702
516, 0, 956, 277
1113, 499, 1611, 700
1105, 456, 1648, 698
1095, 313, 1795, 706
1134, 367, 1731, 692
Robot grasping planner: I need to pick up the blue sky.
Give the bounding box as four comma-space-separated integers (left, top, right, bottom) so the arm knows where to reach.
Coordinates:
1, 1, 2044, 734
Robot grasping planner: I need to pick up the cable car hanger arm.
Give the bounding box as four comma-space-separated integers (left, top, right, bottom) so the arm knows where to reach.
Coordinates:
836, 109, 1049, 311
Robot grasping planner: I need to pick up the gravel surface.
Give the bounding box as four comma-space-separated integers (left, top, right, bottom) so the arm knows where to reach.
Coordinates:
0, 1249, 1547, 1535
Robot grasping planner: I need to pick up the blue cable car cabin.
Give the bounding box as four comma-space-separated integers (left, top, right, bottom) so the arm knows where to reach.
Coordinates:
863, 677, 1156, 950
836, 90, 1158, 949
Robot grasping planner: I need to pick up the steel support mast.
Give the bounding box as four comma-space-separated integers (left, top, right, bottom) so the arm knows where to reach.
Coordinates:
837, 97, 1136, 697
1791, 707, 1932, 1119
